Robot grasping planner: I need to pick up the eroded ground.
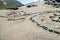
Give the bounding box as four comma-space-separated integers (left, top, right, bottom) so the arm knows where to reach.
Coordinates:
0, 3, 60, 40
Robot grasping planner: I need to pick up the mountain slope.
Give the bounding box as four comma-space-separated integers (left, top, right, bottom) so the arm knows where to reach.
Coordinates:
0, 0, 24, 9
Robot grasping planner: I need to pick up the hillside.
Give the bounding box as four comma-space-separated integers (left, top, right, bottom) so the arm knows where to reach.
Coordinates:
0, 1, 60, 40
0, 0, 24, 9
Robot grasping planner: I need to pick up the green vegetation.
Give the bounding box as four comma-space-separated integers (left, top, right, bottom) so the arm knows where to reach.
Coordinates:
0, 0, 24, 9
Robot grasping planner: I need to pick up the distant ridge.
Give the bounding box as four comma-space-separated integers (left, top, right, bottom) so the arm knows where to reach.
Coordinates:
0, 0, 24, 9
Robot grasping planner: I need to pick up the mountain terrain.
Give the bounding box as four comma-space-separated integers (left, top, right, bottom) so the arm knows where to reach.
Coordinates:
0, 1, 60, 40
0, 0, 23, 9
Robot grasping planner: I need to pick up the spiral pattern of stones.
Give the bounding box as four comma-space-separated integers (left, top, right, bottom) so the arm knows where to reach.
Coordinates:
30, 12, 60, 35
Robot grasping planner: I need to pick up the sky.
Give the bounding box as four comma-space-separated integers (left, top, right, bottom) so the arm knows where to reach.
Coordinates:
18, 0, 44, 4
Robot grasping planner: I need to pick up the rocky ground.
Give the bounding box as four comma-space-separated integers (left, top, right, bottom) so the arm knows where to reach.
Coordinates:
0, 2, 60, 40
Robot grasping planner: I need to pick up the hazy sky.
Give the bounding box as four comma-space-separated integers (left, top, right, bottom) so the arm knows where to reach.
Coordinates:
18, 0, 44, 4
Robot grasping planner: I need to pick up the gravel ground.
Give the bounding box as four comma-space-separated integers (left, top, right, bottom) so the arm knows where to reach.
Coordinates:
0, 2, 60, 40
